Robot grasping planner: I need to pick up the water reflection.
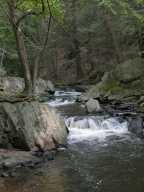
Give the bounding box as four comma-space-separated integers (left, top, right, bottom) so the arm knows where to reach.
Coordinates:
1, 136, 144, 192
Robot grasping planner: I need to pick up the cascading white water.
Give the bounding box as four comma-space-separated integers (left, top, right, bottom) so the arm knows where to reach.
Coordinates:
48, 98, 75, 107
47, 89, 129, 143
66, 116, 128, 143
48, 90, 81, 107
54, 90, 81, 97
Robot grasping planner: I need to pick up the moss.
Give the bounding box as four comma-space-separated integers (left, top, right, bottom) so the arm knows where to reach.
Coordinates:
98, 79, 124, 95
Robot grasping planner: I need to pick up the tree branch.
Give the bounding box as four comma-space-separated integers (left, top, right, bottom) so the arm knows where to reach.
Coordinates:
16, 0, 46, 28
16, 11, 37, 27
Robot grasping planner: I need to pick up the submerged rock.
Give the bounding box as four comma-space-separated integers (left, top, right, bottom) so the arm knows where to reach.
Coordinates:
86, 99, 102, 113
128, 116, 144, 138
0, 149, 57, 177
0, 101, 67, 151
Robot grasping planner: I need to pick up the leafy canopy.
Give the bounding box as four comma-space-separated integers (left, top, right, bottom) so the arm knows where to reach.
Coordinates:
17, 0, 64, 22
80, 0, 144, 23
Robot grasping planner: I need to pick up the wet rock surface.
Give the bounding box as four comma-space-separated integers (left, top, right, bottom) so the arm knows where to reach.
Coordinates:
0, 149, 56, 177
86, 99, 102, 113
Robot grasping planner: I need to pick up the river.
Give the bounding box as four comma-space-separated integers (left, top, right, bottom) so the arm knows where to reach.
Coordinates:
1, 89, 144, 192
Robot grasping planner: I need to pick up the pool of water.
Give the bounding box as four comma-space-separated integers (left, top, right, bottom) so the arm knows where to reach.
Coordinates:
1, 134, 144, 192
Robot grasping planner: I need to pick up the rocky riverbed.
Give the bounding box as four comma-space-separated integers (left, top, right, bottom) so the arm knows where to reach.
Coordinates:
0, 84, 144, 179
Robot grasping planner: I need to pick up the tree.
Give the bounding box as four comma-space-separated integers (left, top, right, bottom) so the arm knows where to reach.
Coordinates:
3, 0, 63, 95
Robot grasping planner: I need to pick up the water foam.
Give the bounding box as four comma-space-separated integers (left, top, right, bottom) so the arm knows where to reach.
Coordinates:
54, 90, 81, 97
66, 116, 128, 143
48, 90, 81, 107
48, 98, 75, 107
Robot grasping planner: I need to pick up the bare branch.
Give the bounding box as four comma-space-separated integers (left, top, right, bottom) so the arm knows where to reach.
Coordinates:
16, 0, 46, 28
16, 11, 37, 27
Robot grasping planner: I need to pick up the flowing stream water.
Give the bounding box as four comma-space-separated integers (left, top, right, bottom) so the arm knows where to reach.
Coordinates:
1, 89, 144, 192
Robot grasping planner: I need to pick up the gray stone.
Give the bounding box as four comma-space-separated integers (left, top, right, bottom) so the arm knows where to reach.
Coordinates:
138, 96, 144, 104
0, 67, 6, 77
35, 79, 55, 94
78, 95, 89, 102
128, 116, 144, 138
85, 58, 144, 101
86, 99, 102, 113
0, 77, 55, 95
0, 101, 67, 151
47, 80, 55, 92
115, 58, 144, 83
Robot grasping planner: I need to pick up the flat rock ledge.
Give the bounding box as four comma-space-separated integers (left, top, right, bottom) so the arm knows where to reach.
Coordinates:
0, 149, 56, 177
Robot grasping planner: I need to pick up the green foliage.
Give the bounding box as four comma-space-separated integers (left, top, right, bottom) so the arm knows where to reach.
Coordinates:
80, 0, 144, 23
0, 0, 64, 76
17, 0, 64, 22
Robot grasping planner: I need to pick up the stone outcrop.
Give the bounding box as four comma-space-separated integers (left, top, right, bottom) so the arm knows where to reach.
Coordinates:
86, 99, 102, 113
0, 77, 55, 94
85, 58, 144, 101
0, 101, 67, 151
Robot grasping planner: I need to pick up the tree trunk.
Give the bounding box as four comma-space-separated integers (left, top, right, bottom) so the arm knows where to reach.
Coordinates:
32, 16, 52, 93
74, 38, 83, 79
7, 0, 32, 95
138, 26, 144, 58
103, 11, 122, 64
15, 29, 33, 94
71, 0, 83, 80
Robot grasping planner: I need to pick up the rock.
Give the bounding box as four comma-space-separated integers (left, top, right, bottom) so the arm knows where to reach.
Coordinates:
47, 80, 55, 93
0, 101, 67, 151
85, 71, 121, 99
128, 116, 144, 138
35, 79, 55, 94
0, 150, 51, 176
0, 77, 24, 94
115, 58, 144, 83
86, 99, 102, 113
0, 77, 55, 95
138, 96, 144, 104
85, 58, 144, 102
77, 95, 89, 103
0, 67, 6, 77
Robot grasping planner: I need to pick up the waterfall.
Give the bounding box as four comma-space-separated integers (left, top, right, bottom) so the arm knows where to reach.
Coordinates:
48, 98, 75, 107
47, 89, 128, 143
66, 116, 128, 143
54, 90, 81, 97
48, 90, 81, 107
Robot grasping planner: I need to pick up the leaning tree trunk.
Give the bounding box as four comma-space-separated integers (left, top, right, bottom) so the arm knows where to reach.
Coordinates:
7, 0, 32, 95
14, 29, 33, 95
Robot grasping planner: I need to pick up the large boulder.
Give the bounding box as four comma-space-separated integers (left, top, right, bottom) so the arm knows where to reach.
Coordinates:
0, 77, 55, 95
85, 58, 144, 101
0, 101, 67, 151
114, 58, 144, 83
86, 99, 102, 113
85, 71, 122, 99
